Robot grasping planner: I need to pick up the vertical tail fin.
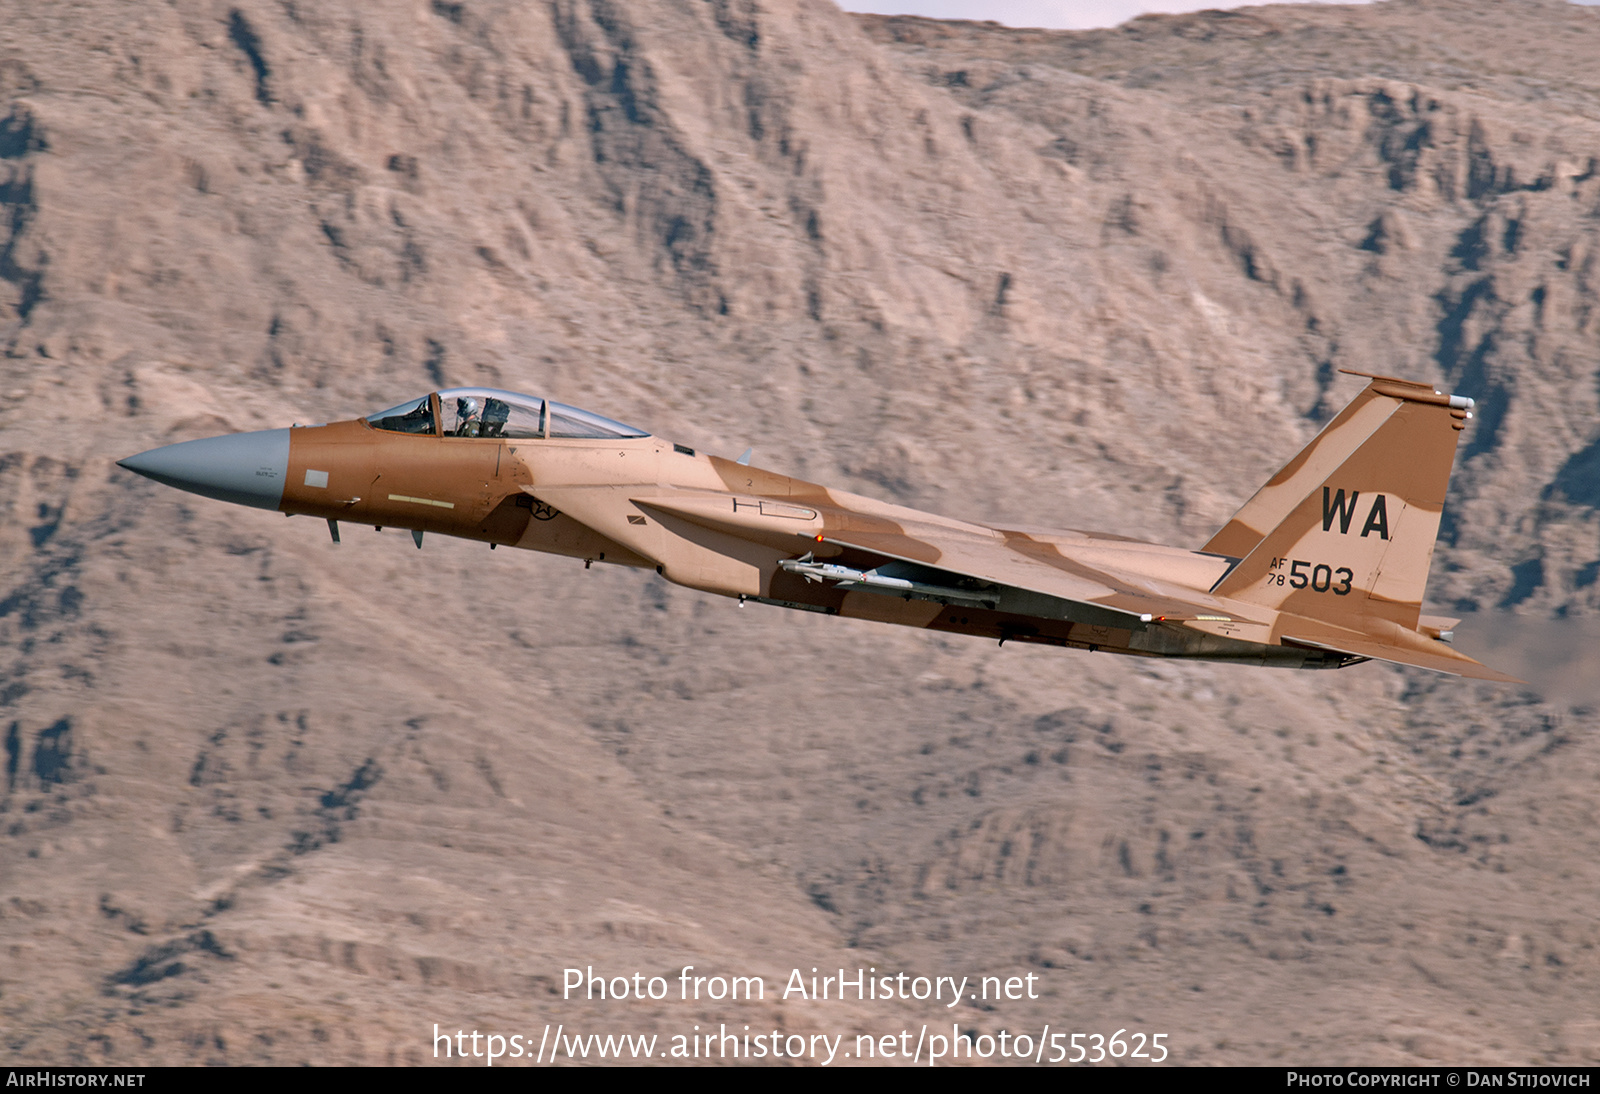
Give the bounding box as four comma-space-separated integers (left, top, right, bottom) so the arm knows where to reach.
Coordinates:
1210, 372, 1474, 633
1203, 381, 1396, 559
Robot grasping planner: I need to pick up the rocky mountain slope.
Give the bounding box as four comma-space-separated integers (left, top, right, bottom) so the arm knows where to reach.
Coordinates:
1, 0, 1598, 1065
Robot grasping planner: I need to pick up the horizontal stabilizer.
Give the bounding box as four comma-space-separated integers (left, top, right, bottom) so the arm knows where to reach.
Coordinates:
1278, 617, 1523, 683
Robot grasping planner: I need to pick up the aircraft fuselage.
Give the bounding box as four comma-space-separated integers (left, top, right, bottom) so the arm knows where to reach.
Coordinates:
117, 378, 1518, 682
267, 417, 1326, 670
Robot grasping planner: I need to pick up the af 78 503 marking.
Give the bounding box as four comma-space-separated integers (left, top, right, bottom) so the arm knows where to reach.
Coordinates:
1265, 558, 1355, 595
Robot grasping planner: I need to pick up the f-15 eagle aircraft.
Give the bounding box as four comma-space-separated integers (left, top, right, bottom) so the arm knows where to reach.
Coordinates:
118, 370, 1518, 682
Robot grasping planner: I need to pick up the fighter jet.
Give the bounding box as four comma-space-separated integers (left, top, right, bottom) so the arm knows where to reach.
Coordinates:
117, 371, 1518, 681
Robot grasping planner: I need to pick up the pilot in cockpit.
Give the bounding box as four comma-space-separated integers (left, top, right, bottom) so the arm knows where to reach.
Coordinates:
454, 396, 482, 437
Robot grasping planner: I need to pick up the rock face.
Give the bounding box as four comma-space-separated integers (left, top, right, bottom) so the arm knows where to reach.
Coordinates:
0, 0, 1597, 1066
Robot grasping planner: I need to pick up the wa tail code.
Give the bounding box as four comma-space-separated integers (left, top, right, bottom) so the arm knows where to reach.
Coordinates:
1322, 487, 1390, 540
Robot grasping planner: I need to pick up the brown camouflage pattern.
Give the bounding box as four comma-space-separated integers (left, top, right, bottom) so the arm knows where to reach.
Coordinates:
268, 377, 1516, 683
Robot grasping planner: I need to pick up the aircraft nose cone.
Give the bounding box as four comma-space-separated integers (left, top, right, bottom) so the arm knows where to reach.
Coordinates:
118, 428, 291, 511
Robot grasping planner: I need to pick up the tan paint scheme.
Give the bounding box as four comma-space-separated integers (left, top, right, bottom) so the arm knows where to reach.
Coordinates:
273, 376, 1517, 683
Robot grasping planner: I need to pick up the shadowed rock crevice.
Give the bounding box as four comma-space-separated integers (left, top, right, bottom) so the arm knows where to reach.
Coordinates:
0, 552, 86, 631
3, 720, 18, 793
227, 10, 272, 106
1499, 556, 1545, 607
109, 929, 235, 989
30, 717, 73, 786
0, 105, 47, 160
0, 143, 43, 324
552, 0, 723, 311
708, 0, 761, 51
279, 757, 382, 860
1364, 87, 1440, 194
1549, 435, 1600, 509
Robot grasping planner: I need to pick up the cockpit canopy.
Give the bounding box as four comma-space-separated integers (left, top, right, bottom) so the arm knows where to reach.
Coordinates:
363, 388, 649, 440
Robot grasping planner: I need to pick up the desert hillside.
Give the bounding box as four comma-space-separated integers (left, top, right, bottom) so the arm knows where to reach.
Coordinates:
1, 0, 1598, 1064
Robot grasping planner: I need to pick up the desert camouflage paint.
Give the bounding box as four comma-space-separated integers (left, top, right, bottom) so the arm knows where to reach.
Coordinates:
128, 375, 1516, 682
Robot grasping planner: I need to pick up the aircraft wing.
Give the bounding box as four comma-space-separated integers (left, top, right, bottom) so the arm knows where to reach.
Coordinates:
532, 483, 1238, 631
815, 519, 1255, 631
